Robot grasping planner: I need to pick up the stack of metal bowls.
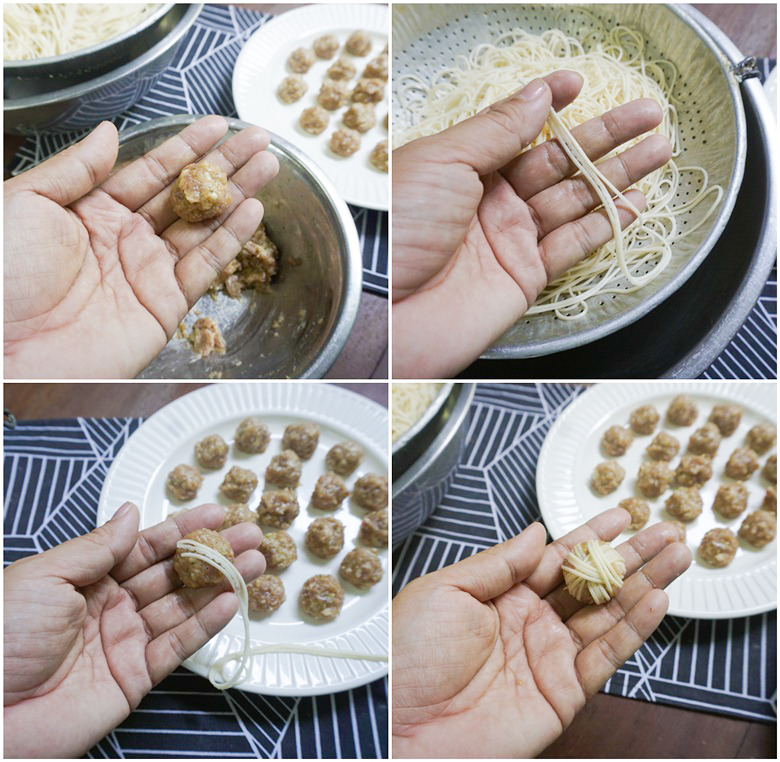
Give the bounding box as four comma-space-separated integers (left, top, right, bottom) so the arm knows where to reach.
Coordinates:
4, 3, 202, 134
392, 384, 477, 546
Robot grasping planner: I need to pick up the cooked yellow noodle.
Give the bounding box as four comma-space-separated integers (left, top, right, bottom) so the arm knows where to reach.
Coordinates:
392, 383, 441, 442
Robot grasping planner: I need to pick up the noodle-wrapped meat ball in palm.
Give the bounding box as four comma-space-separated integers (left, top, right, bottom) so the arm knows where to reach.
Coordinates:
630, 405, 659, 435
305, 517, 345, 559
278, 74, 308, 103
327, 57, 356, 81
174, 529, 234, 588
220, 466, 258, 502
318, 79, 350, 110
601, 425, 632, 456
282, 422, 320, 460
636, 461, 673, 498
699, 528, 738, 567
171, 162, 231, 223
326, 440, 364, 476
353, 473, 388, 510
351, 77, 385, 103
330, 128, 361, 157
724, 447, 759, 481
562, 540, 626, 605
738, 510, 777, 548
712, 483, 748, 519
311, 472, 349, 511
340, 548, 383, 589
591, 461, 625, 495
248, 575, 285, 615
665, 487, 702, 522
300, 106, 329, 135
687, 423, 721, 457
746, 423, 776, 455
343, 103, 376, 133
300, 574, 345, 621
646, 431, 680, 461
220, 503, 257, 530
667, 395, 698, 426
708, 404, 742, 436
370, 141, 388, 173
617, 497, 650, 530
167, 464, 203, 501
266, 450, 302, 488
345, 30, 372, 56
359, 508, 388, 547
762, 486, 777, 513
259, 531, 297, 571
195, 434, 229, 469
675, 454, 712, 487
257, 489, 299, 530
762, 454, 777, 483
235, 417, 270, 454
313, 33, 339, 59
288, 47, 315, 73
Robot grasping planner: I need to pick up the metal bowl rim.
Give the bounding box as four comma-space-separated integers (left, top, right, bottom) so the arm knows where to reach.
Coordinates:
391, 382, 455, 455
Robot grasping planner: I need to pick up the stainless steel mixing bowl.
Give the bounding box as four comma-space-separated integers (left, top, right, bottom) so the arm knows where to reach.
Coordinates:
4, 3, 176, 98
115, 115, 362, 379
4, 4, 201, 134
393, 3, 747, 358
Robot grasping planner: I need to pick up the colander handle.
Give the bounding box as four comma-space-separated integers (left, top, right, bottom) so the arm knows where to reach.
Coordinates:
730, 57, 761, 83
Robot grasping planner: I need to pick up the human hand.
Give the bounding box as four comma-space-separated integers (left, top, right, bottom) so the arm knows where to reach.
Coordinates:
3, 503, 264, 758
392, 72, 672, 378
392, 509, 691, 758
4, 116, 279, 379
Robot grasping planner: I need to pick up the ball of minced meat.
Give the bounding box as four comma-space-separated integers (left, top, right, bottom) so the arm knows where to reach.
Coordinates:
762, 486, 777, 513
326, 441, 364, 476
174, 528, 234, 588
664, 519, 687, 543
699, 528, 738, 567
311, 472, 349, 511
353, 473, 388, 510
345, 30, 372, 56
266, 450, 302, 488
343, 103, 376, 133
665, 487, 702, 521
313, 33, 339, 59
191, 317, 225, 358
762, 454, 776, 483
362, 53, 388, 80
300, 574, 345, 621
738, 510, 777, 548
220, 465, 258, 502
327, 56, 356, 80
235, 417, 270, 454
675, 454, 712, 487
167, 464, 203, 501
630, 405, 659, 435
637, 461, 673, 498
300, 105, 329, 135
746, 422, 776, 455
591, 461, 625, 495
724, 447, 760, 481
667, 395, 698, 426
171, 162, 232, 223
708, 404, 742, 436
370, 140, 388, 172
257, 489, 300, 530
330, 128, 361, 157
318, 78, 350, 110
259, 531, 297, 571
712, 483, 748, 519
687, 423, 721, 457
339, 547, 383, 589
288, 47, 315, 73
278, 74, 308, 103
305, 517, 345, 559
618, 497, 650, 530
351, 78, 385, 103
219, 503, 257, 530
359, 508, 388, 547
646, 431, 680, 461
248, 575, 285, 615
195, 434, 229, 469
282, 423, 320, 460
602, 425, 633, 456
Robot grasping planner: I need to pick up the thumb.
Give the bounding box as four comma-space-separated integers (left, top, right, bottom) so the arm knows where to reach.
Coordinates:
435, 522, 548, 602
44, 502, 140, 588
434, 78, 553, 176
10, 120, 118, 206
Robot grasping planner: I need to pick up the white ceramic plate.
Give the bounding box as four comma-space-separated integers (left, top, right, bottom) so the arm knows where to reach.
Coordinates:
537, 383, 777, 619
98, 383, 389, 695
233, 3, 389, 210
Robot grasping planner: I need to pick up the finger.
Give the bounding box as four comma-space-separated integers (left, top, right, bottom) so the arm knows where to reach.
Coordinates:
503, 98, 664, 199
431, 71, 583, 176
173, 197, 266, 308
140, 549, 265, 640
120, 522, 264, 609
565, 541, 691, 648
8, 121, 118, 206
99, 115, 229, 211
538, 188, 647, 281
431, 522, 547, 602
42, 502, 140, 587
110, 503, 226, 583
575, 588, 669, 696
162, 150, 279, 260
136, 125, 274, 235
528, 134, 672, 237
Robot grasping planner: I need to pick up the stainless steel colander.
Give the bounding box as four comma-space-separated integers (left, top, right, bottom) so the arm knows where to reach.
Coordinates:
392, 3, 747, 358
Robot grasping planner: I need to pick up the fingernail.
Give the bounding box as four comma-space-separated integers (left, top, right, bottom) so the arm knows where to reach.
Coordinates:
111, 502, 133, 522
519, 79, 546, 101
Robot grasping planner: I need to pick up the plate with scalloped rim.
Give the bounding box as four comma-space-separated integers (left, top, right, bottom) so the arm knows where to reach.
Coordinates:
233, 3, 389, 210
537, 382, 776, 619
98, 383, 388, 695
